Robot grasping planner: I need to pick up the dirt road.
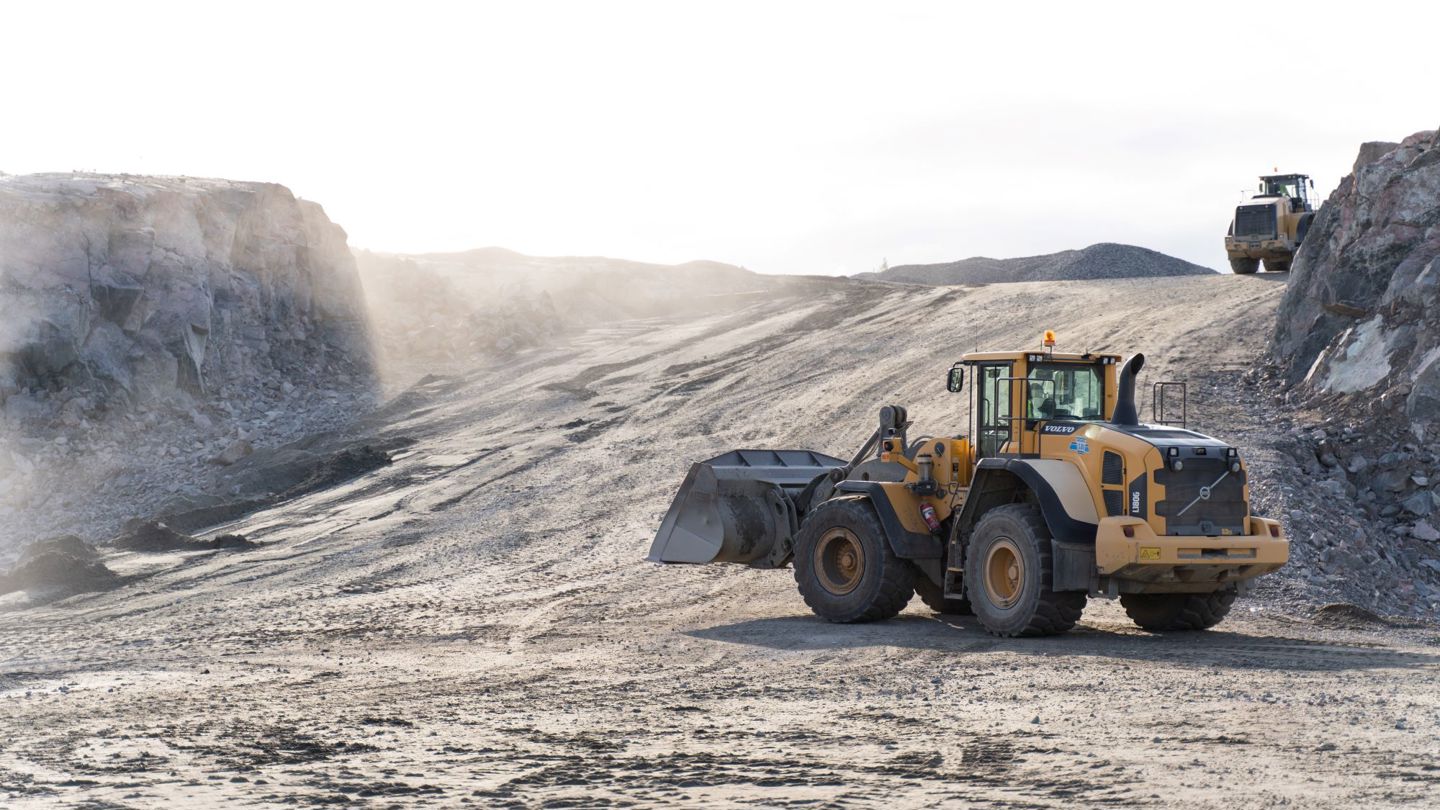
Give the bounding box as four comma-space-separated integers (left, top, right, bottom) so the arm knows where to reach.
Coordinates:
3, 275, 1438, 807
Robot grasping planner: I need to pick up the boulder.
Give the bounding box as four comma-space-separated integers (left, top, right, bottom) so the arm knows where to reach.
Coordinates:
211, 438, 254, 466
1402, 490, 1434, 516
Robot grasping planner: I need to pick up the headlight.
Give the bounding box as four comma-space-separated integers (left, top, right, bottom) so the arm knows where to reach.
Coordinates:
1172, 459, 1184, 472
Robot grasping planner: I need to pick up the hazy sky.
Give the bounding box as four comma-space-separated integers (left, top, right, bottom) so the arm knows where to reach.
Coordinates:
3, 1, 1435, 274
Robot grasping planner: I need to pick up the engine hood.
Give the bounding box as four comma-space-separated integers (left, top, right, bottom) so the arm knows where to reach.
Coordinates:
1095, 422, 1232, 453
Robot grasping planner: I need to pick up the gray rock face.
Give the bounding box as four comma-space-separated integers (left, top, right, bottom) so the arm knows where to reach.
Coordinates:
1353, 141, 1401, 173
857, 242, 1217, 286
0, 174, 374, 420
1272, 129, 1440, 436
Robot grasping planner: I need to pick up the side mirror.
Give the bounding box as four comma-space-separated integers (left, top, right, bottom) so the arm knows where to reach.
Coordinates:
946, 366, 964, 393
1309, 178, 1315, 188
1258, 182, 1264, 192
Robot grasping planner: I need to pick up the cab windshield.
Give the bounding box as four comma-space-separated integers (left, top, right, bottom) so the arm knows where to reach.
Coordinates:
1026, 362, 1104, 420
1264, 179, 1299, 198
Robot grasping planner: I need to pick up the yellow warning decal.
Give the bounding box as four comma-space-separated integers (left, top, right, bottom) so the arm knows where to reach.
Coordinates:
1139, 547, 1161, 561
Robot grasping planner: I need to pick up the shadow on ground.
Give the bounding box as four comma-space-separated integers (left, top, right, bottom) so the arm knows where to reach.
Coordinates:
686, 614, 1440, 672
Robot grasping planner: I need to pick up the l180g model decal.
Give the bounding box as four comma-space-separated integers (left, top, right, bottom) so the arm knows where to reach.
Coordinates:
1129, 472, 1148, 516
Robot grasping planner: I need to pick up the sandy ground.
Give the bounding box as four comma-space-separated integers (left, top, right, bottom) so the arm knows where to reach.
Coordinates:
3, 275, 1439, 807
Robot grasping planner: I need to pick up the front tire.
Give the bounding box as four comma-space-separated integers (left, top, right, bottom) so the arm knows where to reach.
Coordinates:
965, 504, 1085, 637
1229, 257, 1260, 275
793, 498, 915, 623
1121, 588, 1237, 632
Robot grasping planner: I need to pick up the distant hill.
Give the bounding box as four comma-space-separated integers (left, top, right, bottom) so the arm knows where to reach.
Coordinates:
392, 246, 754, 284
857, 243, 1217, 285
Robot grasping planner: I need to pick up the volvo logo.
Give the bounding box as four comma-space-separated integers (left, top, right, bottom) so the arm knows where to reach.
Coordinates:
1199, 486, 1211, 501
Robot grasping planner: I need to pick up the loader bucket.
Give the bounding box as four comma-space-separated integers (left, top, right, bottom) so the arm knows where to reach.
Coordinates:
648, 449, 846, 568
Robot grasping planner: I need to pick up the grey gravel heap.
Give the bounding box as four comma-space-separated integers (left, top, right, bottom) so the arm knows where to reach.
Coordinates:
858, 242, 1216, 285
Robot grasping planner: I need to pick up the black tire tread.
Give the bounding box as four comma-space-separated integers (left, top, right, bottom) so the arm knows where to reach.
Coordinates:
914, 575, 973, 616
1229, 257, 1260, 275
794, 498, 914, 623
968, 503, 1085, 637
1120, 588, 1237, 632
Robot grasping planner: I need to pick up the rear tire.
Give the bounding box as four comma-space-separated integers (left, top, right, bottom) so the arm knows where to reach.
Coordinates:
965, 504, 1085, 637
1229, 257, 1260, 275
914, 574, 973, 616
794, 498, 915, 623
1121, 588, 1237, 632
1263, 258, 1291, 273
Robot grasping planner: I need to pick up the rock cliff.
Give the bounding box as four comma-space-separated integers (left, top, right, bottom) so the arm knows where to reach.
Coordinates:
1272, 129, 1440, 436
0, 174, 374, 425
0, 174, 375, 551
1264, 129, 1440, 606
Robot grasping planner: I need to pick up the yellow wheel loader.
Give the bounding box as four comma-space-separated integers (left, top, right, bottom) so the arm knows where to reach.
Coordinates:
647, 334, 1289, 637
1224, 173, 1315, 274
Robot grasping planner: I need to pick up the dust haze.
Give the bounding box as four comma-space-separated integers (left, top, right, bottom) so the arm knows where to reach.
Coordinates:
353, 248, 775, 387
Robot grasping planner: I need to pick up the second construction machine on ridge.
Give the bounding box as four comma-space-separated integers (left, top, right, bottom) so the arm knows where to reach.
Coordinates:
1225, 173, 1315, 274
648, 334, 1289, 637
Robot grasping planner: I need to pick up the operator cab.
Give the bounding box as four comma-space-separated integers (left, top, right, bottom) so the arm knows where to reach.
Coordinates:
1257, 173, 1314, 213
954, 333, 1122, 460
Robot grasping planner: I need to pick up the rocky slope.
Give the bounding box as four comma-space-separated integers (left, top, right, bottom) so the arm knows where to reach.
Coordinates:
857, 242, 1216, 285
0, 174, 376, 552
1274, 129, 1440, 419
1263, 128, 1440, 609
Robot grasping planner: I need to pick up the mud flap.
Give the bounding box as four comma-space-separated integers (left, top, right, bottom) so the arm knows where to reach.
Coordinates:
647, 449, 845, 568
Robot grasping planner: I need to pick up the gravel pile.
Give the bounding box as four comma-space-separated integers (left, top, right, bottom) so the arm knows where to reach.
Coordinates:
860, 242, 1216, 285
1241, 378, 1440, 617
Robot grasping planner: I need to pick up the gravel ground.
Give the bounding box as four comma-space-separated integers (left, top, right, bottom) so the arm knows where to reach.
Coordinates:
2, 274, 1437, 807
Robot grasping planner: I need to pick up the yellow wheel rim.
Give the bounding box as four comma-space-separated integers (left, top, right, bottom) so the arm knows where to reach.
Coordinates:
814, 528, 866, 595
984, 538, 1025, 609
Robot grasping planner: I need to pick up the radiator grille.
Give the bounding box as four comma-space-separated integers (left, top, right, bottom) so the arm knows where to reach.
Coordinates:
1103, 489, 1125, 517
1154, 458, 1246, 535
1102, 451, 1124, 485
1234, 205, 1276, 238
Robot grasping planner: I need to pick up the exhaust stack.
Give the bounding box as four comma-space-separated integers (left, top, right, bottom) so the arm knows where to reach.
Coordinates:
1112, 353, 1145, 426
